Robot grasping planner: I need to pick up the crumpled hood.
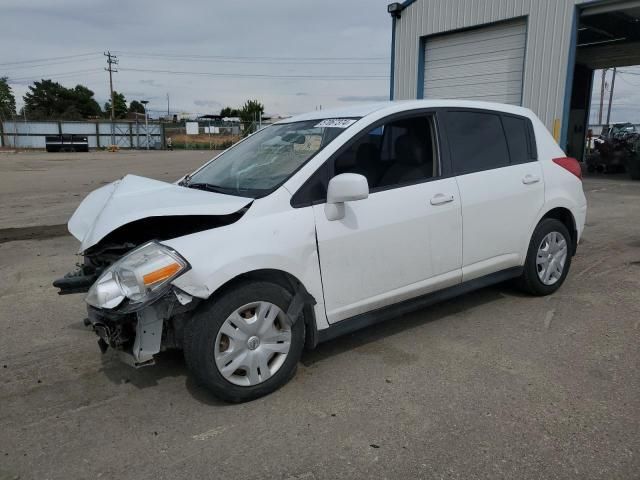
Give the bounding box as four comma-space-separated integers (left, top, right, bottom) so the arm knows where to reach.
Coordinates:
68, 174, 252, 251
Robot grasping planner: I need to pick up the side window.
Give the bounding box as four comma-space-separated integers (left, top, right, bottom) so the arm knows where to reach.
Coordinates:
501, 115, 533, 164
333, 115, 437, 190
445, 111, 510, 174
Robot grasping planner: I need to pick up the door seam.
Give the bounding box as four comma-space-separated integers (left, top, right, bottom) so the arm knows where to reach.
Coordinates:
313, 225, 330, 324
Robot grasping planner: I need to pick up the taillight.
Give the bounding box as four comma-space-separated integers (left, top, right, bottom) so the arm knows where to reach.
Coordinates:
553, 157, 582, 180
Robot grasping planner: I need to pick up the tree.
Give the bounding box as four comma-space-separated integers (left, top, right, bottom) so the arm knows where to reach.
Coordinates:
239, 99, 265, 134
22, 79, 102, 120
104, 91, 128, 119
71, 85, 102, 119
129, 100, 145, 115
0, 77, 16, 119
23, 79, 67, 119
220, 106, 239, 117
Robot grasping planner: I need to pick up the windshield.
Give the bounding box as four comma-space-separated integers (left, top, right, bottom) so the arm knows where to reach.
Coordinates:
186, 119, 356, 197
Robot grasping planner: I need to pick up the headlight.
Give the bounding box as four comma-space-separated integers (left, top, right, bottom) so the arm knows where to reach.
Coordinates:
86, 241, 189, 310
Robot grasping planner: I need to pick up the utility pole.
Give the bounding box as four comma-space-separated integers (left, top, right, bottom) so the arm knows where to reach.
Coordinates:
598, 68, 607, 126
141, 100, 149, 150
605, 67, 616, 127
104, 51, 118, 146
166, 93, 170, 118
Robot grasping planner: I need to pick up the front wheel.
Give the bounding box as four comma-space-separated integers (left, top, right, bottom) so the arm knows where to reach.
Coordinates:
184, 282, 305, 403
517, 218, 572, 296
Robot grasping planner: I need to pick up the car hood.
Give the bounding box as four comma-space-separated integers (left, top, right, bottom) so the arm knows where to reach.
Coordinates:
68, 174, 253, 252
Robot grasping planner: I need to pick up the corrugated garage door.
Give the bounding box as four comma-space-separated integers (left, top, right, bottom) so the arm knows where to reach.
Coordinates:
422, 19, 527, 105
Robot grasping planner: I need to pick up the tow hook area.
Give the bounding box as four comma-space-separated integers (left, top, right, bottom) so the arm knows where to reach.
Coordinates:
94, 324, 112, 354
87, 289, 197, 368
127, 307, 163, 367
88, 305, 164, 368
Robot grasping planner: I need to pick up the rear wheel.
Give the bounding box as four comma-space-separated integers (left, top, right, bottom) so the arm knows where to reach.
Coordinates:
517, 218, 572, 296
184, 281, 305, 403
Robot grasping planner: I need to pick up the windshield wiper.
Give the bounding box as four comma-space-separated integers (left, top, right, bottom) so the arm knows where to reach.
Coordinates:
184, 181, 261, 198
185, 182, 231, 194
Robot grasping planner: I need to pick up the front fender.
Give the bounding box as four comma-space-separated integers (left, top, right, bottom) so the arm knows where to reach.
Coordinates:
163, 203, 328, 330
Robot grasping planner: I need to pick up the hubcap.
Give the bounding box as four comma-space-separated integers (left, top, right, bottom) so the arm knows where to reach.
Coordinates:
247, 336, 260, 350
536, 231, 568, 286
214, 301, 291, 387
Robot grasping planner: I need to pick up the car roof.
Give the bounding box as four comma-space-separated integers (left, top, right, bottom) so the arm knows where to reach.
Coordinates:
277, 100, 534, 124
278, 102, 392, 123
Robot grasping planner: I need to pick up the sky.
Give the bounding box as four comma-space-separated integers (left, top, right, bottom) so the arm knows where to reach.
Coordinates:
589, 67, 640, 125
1, 0, 393, 118
1, 0, 639, 123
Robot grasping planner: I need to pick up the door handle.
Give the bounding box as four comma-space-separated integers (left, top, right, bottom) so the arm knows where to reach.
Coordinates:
430, 193, 454, 206
522, 174, 540, 185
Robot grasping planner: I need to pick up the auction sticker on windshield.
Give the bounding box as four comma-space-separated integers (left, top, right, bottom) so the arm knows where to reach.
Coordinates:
314, 118, 357, 129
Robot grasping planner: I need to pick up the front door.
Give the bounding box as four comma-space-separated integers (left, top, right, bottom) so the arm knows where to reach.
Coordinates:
312, 113, 463, 323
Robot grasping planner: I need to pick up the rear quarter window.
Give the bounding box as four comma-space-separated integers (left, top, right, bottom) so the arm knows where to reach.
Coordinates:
501, 115, 536, 164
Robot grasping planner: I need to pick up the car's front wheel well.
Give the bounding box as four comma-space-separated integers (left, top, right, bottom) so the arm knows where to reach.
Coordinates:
541, 207, 577, 255
206, 269, 319, 349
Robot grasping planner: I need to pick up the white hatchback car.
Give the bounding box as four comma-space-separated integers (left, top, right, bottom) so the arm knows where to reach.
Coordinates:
55, 100, 587, 402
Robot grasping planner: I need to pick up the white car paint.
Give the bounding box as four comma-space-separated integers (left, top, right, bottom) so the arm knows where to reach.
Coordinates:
456, 161, 545, 281
164, 187, 330, 331
68, 174, 252, 252
528, 116, 587, 247
68, 100, 586, 338
313, 177, 462, 323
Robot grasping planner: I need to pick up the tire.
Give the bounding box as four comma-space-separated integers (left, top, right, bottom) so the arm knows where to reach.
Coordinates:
184, 281, 305, 403
517, 218, 572, 296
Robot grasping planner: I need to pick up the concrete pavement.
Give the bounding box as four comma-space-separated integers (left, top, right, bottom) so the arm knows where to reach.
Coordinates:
0, 152, 638, 479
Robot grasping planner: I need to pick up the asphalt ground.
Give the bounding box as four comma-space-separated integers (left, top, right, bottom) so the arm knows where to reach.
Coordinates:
0, 151, 638, 479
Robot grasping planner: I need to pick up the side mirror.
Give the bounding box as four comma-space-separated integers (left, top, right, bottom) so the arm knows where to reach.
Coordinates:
325, 173, 369, 221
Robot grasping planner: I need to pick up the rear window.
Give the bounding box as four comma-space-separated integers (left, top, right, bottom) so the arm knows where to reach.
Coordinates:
445, 111, 510, 174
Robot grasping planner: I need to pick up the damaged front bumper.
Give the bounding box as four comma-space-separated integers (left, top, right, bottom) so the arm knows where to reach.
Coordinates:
87, 290, 198, 367
88, 305, 162, 367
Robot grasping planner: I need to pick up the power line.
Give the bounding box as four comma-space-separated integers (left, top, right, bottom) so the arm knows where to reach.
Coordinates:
589, 101, 637, 106
0, 52, 102, 66
7, 68, 104, 83
118, 67, 387, 80
3, 57, 103, 71
112, 50, 389, 62
114, 53, 388, 65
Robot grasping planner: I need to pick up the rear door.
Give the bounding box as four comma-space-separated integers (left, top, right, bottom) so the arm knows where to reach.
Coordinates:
443, 109, 544, 281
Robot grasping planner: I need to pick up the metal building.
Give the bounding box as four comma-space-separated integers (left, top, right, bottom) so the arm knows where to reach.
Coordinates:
388, 0, 640, 159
